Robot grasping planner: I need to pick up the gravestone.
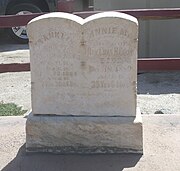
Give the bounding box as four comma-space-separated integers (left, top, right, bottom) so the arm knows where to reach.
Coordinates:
26, 12, 143, 153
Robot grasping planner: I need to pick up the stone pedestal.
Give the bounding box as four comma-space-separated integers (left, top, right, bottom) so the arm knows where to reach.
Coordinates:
26, 110, 143, 154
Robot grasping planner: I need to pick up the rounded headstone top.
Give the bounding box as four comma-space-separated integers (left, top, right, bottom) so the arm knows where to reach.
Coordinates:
84, 11, 138, 25
28, 12, 138, 26
28, 12, 84, 25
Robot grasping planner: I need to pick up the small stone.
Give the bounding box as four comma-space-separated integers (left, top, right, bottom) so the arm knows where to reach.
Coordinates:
154, 110, 164, 114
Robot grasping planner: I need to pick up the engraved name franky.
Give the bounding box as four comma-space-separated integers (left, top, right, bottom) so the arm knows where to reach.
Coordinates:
32, 31, 65, 46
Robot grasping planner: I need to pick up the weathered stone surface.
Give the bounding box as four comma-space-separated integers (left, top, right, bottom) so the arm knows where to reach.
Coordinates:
26, 112, 142, 154
27, 12, 138, 116
26, 12, 142, 154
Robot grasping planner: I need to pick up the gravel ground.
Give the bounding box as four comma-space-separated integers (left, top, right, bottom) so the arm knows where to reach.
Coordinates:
0, 71, 179, 114
0, 49, 29, 64
0, 72, 31, 110
0, 32, 29, 64
0, 116, 26, 169
137, 72, 180, 114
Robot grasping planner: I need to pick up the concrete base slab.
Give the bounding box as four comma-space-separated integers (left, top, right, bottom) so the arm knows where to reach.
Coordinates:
26, 113, 143, 154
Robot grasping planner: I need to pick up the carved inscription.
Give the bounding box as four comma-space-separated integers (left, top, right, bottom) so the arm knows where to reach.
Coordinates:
28, 12, 138, 116
86, 47, 133, 58
85, 26, 134, 90
32, 31, 64, 46
91, 80, 126, 89
41, 61, 77, 88
33, 27, 134, 91
89, 27, 130, 38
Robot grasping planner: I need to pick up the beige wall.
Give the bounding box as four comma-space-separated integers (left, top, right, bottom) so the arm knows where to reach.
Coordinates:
94, 0, 180, 58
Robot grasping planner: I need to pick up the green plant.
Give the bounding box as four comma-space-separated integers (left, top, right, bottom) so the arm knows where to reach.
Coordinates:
0, 102, 27, 116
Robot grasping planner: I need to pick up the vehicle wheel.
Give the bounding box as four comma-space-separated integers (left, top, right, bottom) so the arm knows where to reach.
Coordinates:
6, 3, 42, 44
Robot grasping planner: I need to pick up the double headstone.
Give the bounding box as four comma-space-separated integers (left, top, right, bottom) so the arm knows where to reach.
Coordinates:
26, 12, 143, 153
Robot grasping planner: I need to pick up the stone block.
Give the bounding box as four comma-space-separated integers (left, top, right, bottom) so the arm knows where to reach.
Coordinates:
27, 12, 138, 116
26, 12, 143, 154
26, 112, 143, 154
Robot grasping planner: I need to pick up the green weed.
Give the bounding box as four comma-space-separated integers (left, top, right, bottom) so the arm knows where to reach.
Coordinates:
0, 102, 27, 116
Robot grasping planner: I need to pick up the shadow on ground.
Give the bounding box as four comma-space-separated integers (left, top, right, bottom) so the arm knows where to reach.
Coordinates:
2, 144, 142, 171
138, 72, 180, 94
0, 30, 29, 52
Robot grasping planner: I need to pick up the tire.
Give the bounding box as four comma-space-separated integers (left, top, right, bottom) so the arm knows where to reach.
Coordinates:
6, 3, 42, 44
